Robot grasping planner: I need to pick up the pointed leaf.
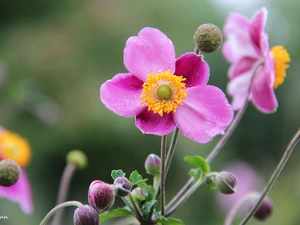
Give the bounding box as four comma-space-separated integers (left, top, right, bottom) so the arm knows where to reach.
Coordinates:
184, 156, 210, 175
129, 170, 148, 186
111, 169, 125, 180
158, 217, 185, 225
100, 207, 133, 222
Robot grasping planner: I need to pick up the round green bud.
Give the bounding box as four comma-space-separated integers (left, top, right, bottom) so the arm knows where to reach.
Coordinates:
194, 23, 223, 53
66, 150, 88, 170
157, 84, 172, 100
0, 159, 21, 187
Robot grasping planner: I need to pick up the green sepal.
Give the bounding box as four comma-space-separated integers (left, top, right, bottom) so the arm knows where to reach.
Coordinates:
129, 170, 148, 186
111, 169, 125, 180
188, 168, 201, 180
137, 182, 155, 200
157, 217, 185, 225
184, 156, 210, 175
99, 206, 133, 222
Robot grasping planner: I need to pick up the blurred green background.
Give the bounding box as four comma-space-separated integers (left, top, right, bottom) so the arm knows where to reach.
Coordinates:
0, 0, 299, 224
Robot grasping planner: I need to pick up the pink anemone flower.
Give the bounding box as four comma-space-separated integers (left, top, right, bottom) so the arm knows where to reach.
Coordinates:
100, 27, 233, 143
222, 7, 290, 113
0, 128, 33, 214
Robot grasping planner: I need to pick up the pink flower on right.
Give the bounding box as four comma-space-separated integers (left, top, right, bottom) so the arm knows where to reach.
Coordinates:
222, 7, 290, 113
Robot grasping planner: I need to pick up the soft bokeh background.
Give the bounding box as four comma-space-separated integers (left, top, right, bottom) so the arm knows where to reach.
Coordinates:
0, 0, 299, 224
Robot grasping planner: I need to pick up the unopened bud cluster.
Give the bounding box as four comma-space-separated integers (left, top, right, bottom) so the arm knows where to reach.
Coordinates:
194, 23, 222, 53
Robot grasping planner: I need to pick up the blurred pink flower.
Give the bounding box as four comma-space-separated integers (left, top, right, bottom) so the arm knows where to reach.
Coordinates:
216, 162, 262, 215
100, 27, 233, 143
0, 128, 33, 214
222, 7, 290, 113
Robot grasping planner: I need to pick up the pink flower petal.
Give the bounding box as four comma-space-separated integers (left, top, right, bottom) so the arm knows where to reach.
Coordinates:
251, 64, 278, 113
228, 56, 257, 79
0, 170, 33, 214
136, 110, 175, 135
174, 86, 233, 143
249, 7, 268, 52
174, 53, 209, 87
124, 27, 176, 82
222, 13, 258, 63
227, 71, 252, 111
100, 73, 146, 117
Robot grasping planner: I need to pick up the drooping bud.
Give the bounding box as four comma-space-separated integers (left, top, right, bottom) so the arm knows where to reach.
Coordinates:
131, 187, 145, 202
0, 159, 21, 187
73, 205, 99, 225
114, 177, 132, 197
88, 180, 115, 212
250, 197, 273, 221
215, 171, 237, 194
145, 154, 161, 176
66, 150, 88, 170
194, 23, 222, 53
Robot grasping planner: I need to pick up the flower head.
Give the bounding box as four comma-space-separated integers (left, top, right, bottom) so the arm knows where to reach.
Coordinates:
223, 7, 290, 113
0, 127, 33, 214
100, 27, 233, 143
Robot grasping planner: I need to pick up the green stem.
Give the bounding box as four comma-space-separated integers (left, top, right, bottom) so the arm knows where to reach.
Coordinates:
128, 193, 143, 222
240, 129, 300, 225
160, 135, 167, 216
51, 163, 76, 225
165, 127, 180, 176
39, 201, 83, 225
206, 59, 264, 163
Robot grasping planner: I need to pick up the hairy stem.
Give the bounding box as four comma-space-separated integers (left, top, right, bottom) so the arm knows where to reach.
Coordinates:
160, 135, 167, 216
40, 201, 83, 225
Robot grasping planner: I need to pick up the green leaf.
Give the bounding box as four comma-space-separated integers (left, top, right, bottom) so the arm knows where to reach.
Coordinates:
129, 170, 148, 186
188, 168, 201, 180
184, 156, 210, 175
111, 169, 125, 180
142, 200, 157, 219
100, 207, 133, 222
158, 217, 185, 225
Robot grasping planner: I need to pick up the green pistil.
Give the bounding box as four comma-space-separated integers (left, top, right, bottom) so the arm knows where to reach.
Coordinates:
157, 84, 172, 100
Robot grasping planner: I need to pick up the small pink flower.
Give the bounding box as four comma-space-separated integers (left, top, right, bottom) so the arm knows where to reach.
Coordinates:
100, 27, 233, 143
222, 7, 290, 113
0, 128, 33, 214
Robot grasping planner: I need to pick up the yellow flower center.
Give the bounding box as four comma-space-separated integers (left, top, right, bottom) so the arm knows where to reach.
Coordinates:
271, 45, 291, 88
140, 70, 188, 117
0, 129, 31, 167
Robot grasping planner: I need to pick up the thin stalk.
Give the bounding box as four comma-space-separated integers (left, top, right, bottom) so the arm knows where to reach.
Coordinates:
160, 135, 167, 216
240, 129, 300, 225
165, 177, 204, 217
165, 127, 180, 176
40, 201, 83, 225
224, 192, 258, 225
206, 59, 264, 163
128, 193, 143, 222
51, 163, 76, 225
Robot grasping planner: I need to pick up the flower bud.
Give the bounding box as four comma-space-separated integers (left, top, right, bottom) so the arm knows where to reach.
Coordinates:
67, 150, 88, 170
145, 154, 161, 176
0, 159, 21, 187
131, 187, 145, 202
215, 171, 237, 194
114, 177, 132, 197
88, 180, 115, 212
194, 23, 222, 53
73, 205, 99, 225
250, 197, 273, 221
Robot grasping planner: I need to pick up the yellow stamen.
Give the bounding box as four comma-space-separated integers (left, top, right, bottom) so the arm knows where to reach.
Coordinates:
0, 129, 31, 167
271, 46, 290, 88
140, 70, 188, 116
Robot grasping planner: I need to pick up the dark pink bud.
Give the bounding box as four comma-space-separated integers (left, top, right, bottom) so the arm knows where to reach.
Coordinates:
250, 197, 273, 221
88, 180, 115, 212
73, 205, 99, 225
114, 177, 132, 197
